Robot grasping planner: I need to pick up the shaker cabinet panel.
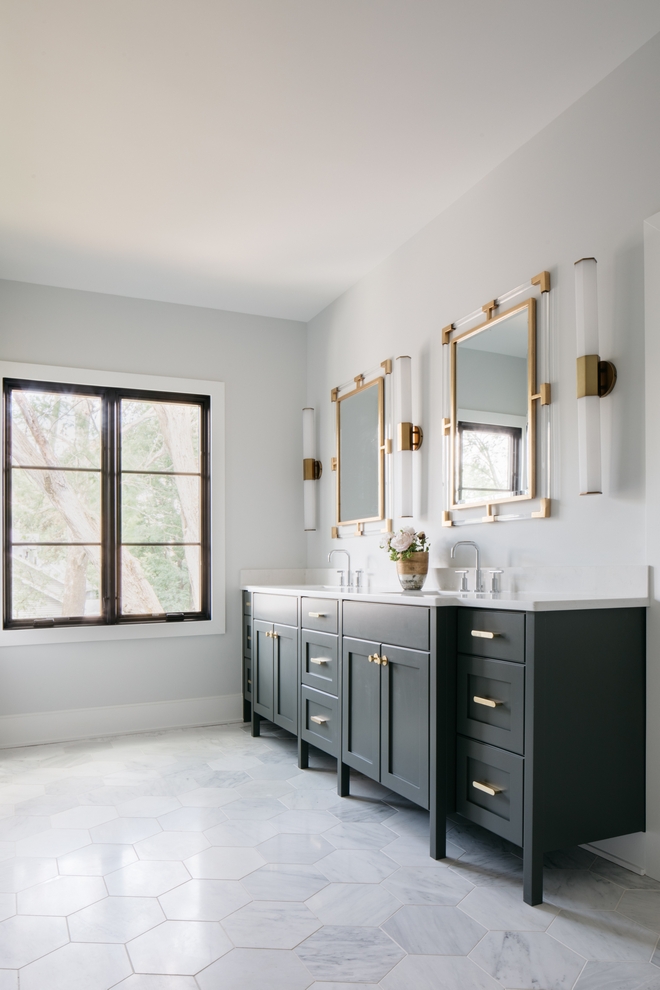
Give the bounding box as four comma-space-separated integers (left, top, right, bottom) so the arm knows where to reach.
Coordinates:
273, 623, 298, 735
301, 686, 339, 757
380, 646, 429, 809
343, 601, 429, 651
456, 736, 523, 846
342, 637, 381, 782
457, 654, 524, 755
458, 608, 525, 663
301, 630, 339, 696
253, 593, 298, 626
253, 619, 274, 722
302, 597, 338, 634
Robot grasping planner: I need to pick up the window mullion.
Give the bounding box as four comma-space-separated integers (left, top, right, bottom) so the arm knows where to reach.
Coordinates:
102, 390, 118, 624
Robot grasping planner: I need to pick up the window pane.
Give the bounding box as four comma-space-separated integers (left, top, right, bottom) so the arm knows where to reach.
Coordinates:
11, 545, 101, 619
11, 468, 101, 543
121, 399, 201, 473
121, 474, 200, 544
120, 545, 200, 614
11, 391, 102, 468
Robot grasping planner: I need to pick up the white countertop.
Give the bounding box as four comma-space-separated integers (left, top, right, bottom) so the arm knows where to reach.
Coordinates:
243, 584, 649, 612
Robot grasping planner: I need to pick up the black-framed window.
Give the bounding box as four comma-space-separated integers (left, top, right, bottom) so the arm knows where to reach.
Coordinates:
457, 420, 523, 502
3, 379, 211, 629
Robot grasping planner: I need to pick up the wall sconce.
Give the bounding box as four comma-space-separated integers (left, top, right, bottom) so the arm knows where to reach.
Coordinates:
574, 257, 617, 496
303, 407, 322, 531
395, 355, 423, 518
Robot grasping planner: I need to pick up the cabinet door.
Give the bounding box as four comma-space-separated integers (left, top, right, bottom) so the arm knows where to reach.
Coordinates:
273, 623, 298, 734
342, 637, 381, 782
380, 646, 429, 808
253, 619, 274, 721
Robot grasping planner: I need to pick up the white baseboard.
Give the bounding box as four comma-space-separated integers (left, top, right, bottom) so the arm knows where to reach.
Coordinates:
581, 842, 646, 876
0, 694, 244, 749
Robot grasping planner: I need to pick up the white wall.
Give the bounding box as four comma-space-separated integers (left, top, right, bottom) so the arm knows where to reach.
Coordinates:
0, 279, 306, 742
306, 33, 660, 870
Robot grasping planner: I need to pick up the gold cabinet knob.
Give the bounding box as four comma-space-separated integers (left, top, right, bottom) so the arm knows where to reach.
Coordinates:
380, 656, 388, 666
368, 653, 378, 663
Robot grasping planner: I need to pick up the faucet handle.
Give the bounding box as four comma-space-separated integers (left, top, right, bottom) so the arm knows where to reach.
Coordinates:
336, 569, 346, 589
455, 569, 469, 593
488, 569, 504, 594
354, 569, 364, 591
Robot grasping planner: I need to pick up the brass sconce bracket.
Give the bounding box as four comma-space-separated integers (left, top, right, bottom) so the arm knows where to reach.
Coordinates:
577, 356, 617, 398
303, 458, 322, 481
531, 271, 551, 293
442, 324, 454, 346
397, 422, 424, 451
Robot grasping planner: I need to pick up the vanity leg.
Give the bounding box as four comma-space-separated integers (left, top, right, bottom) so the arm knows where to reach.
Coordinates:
298, 737, 309, 770
523, 844, 544, 905
429, 800, 446, 861
243, 698, 251, 723
338, 761, 350, 797
251, 710, 261, 738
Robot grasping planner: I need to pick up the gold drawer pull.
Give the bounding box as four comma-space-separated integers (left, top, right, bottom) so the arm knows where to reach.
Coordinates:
471, 630, 500, 639
368, 653, 379, 663
265, 630, 279, 639
472, 780, 504, 796
309, 657, 330, 666
310, 715, 329, 724
473, 696, 503, 708
308, 611, 327, 618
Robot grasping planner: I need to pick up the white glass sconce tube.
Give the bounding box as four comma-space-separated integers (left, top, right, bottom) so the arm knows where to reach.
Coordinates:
395, 356, 413, 517
574, 258, 602, 495
302, 407, 321, 530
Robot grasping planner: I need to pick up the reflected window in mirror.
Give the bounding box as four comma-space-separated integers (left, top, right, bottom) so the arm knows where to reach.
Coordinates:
457, 422, 523, 502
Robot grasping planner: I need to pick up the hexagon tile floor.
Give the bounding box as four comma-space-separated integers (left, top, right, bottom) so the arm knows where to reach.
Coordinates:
0, 723, 659, 990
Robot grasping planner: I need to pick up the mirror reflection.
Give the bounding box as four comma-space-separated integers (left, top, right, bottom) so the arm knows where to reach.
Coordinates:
452, 303, 534, 507
337, 378, 384, 524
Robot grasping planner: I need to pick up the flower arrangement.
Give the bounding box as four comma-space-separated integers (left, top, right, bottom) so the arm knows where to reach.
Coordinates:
382, 526, 430, 561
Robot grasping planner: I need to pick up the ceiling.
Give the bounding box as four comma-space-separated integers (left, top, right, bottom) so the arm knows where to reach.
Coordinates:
2, 1, 660, 322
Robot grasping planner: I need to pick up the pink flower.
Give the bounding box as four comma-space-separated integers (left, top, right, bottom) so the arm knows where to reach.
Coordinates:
390, 531, 414, 553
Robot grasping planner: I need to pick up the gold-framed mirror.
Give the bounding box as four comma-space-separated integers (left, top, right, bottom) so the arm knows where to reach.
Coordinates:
335, 376, 384, 527
451, 298, 536, 510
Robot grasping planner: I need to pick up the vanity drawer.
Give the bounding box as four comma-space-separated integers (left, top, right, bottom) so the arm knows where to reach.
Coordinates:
243, 614, 252, 658
243, 590, 252, 616
301, 630, 339, 696
456, 736, 523, 846
458, 609, 525, 664
243, 657, 252, 702
302, 597, 338, 634
253, 593, 298, 627
457, 655, 524, 755
301, 686, 339, 758
343, 601, 429, 652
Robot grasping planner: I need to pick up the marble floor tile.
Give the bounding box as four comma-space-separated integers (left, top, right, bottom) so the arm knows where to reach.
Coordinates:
135, 830, 210, 861
289, 770, 342, 791
305, 881, 401, 926
548, 908, 659, 962
116, 796, 181, 818
50, 805, 118, 829
242, 862, 328, 901
573, 960, 660, 989
207, 754, 264, 771
246, 763, 303, 780
15, 827, 91, 858
185, 846, 265, 880
0, 970, 17, 990
381, 807, 432, 836
256, 832, 334, 864
618, 891, 660, 933
127, 918, 232, 974
316, 847, 399, 883
0, 857, 57, 892
91, 817, 162, 844
106, 860, 191, 897
0, 817, 49, 842
543, 869, 626, 912
295, 925, 405, 982
0, 892, 15, 921
383, 833, 459, 867
544, 847, 597, 870
470, 930, 586, 990
591, 859, 660, 891
384, 904, 487, 955
196, 947, 314, 990
221, 797, 287, 819
459, 879, 560, 931
307, 984, 378, 990
69, 895, 165, 941
0, 914, 68, 967
204, 820, 278, 847
324, 821, 397, 850
223, 899, 321, 948
0, 786, 45, 805
159, 878, 250, 920
278, 789, 340, 810
58, 842, 137, 875
381, 954, 502, 990
270, 809, 339, 833
19, 941, 132, 990
157, 806, 227, 832
17, 874, 106, 915
383, 865, 475, 905
325, 800, 395, 824
237, 780, 295, 801
114, 977, 199, 989
178, 788, 240, 808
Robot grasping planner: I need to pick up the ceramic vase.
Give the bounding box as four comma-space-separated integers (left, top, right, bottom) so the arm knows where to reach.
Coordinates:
396, 552, 429, 591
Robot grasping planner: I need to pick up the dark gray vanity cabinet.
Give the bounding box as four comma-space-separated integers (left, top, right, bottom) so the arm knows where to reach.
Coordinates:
242, 591, 252, 723
299, 597, 341, 766
251, 594, 298, 737
342, 636, 430, 809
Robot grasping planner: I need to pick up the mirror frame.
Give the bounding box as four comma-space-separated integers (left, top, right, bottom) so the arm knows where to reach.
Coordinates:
335, 376, 385, 526
450, 297, 537, 511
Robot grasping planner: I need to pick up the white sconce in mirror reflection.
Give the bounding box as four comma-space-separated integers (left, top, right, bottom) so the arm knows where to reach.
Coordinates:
302, 407, 322, 530
574, 257, 617, 496
395, 355, 423, 518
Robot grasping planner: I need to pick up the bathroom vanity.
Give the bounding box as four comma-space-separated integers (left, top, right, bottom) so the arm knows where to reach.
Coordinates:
241, 584, 646, 905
